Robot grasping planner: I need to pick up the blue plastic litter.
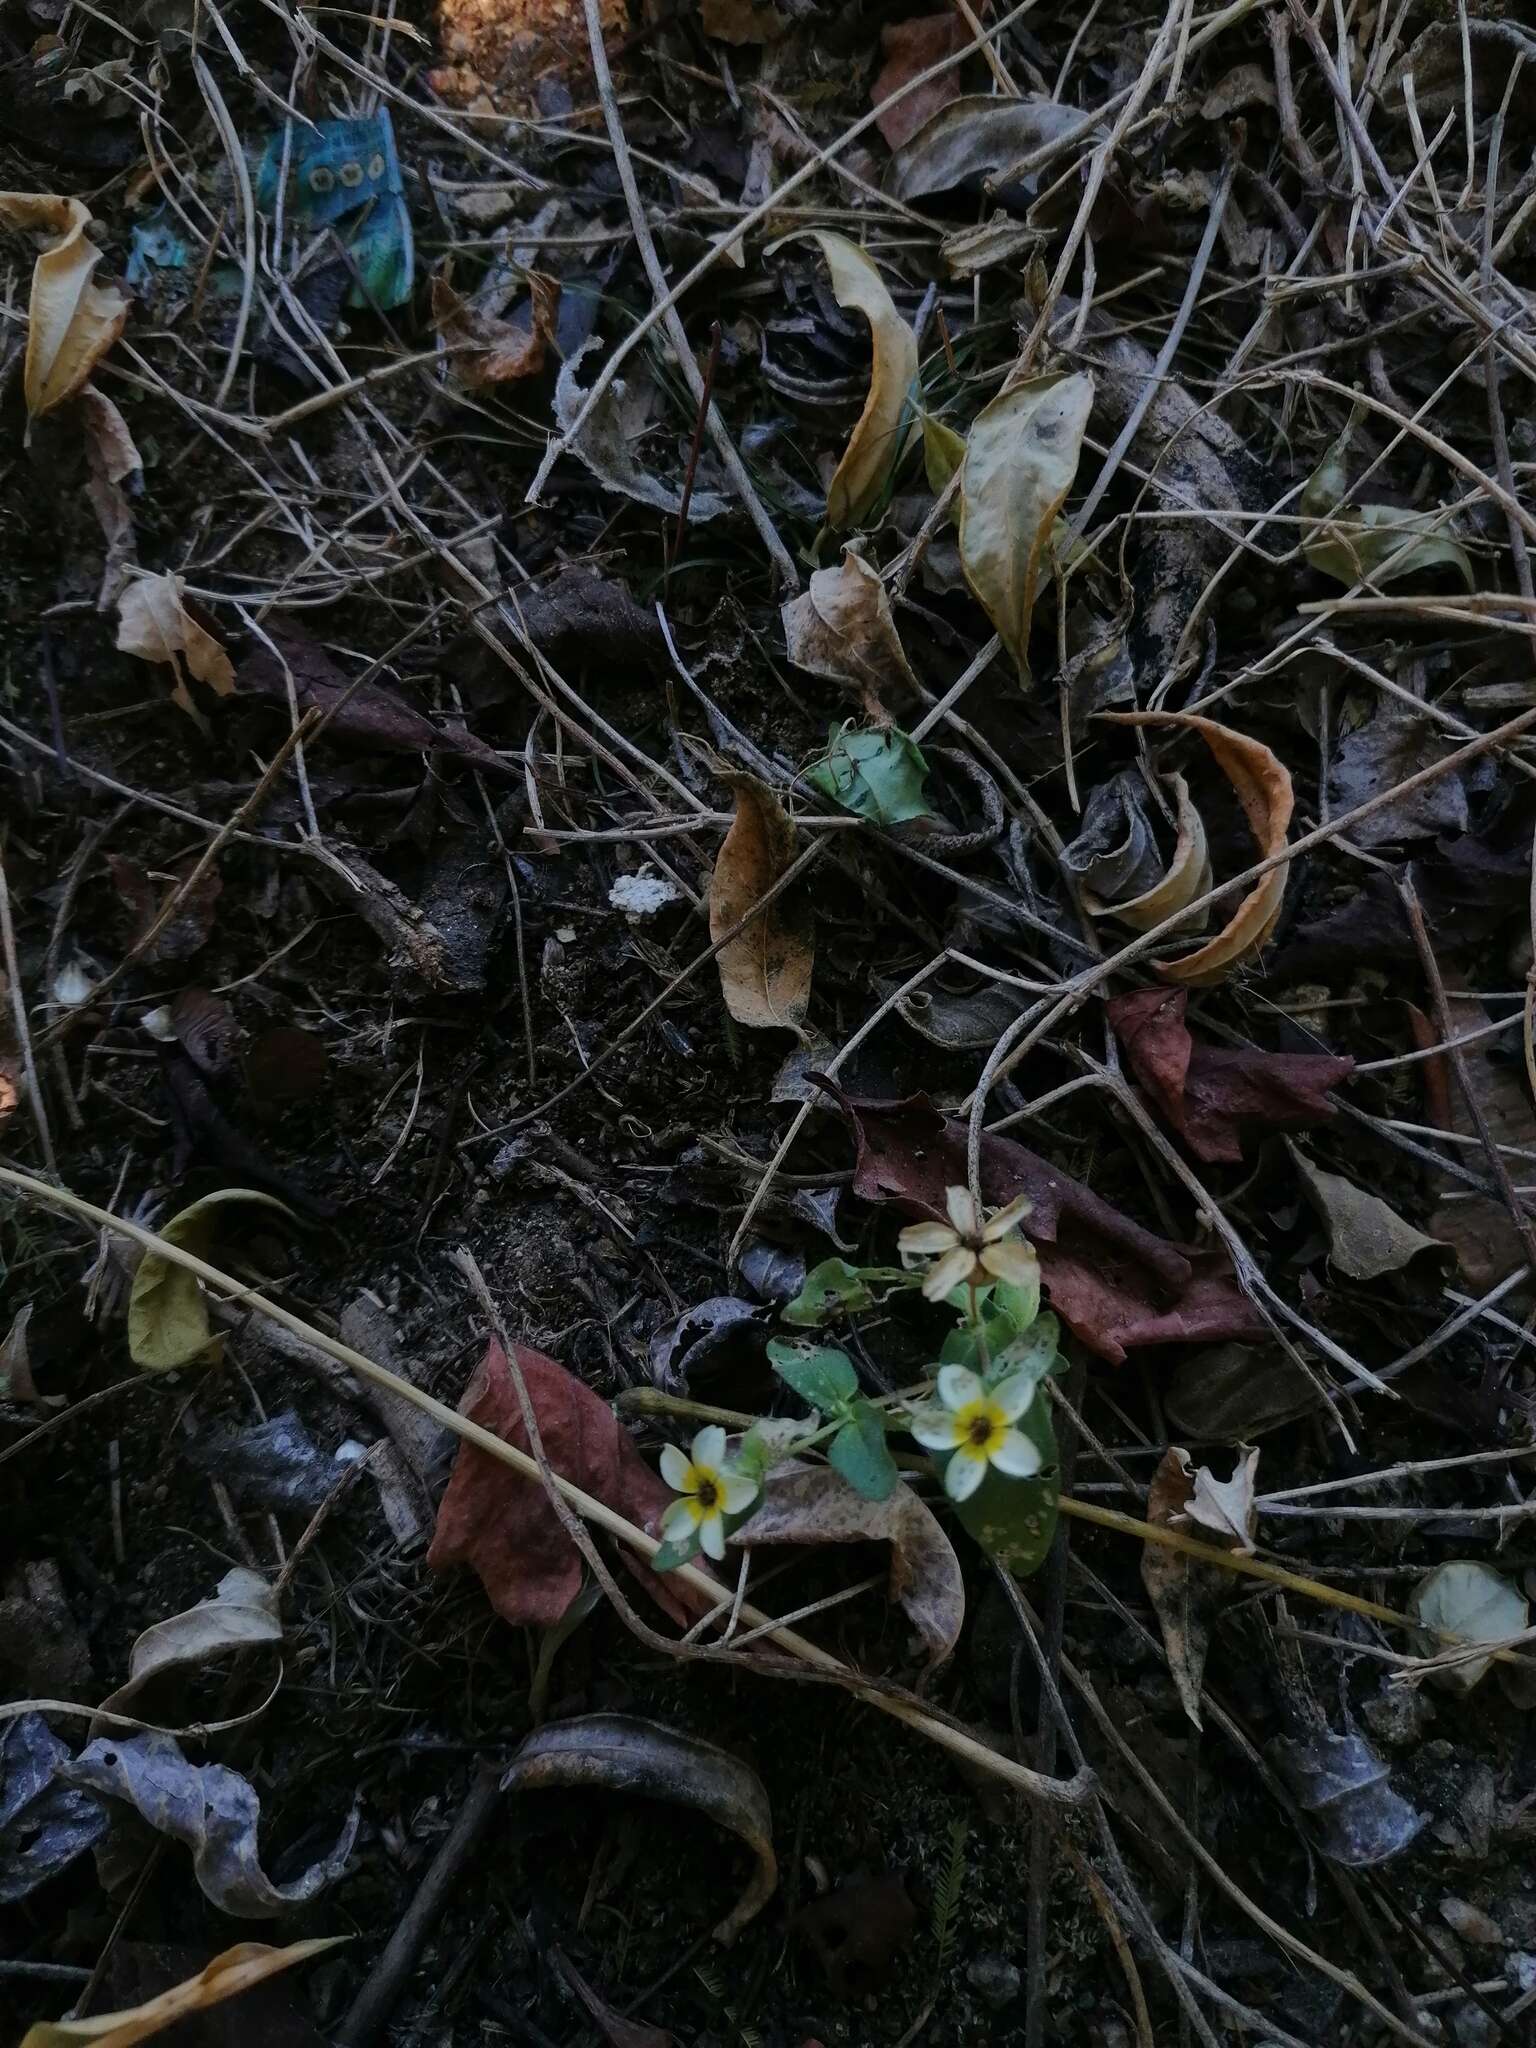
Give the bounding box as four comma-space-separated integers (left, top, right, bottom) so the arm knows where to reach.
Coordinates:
254, 106, 414, 311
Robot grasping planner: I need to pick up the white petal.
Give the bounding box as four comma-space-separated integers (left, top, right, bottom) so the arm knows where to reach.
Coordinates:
980, 1240, 1040, 1288
982, 1192, 1034, 1241
937, 1364, 984, 1413
691, 1425, 727, 1470
718, 1472, 758, 1515
661, 1500, 697, 1543
922, 1246, 976, 1303
989, 1372, 1037, 1424
991, 1428, 1042, 1478
898, 1220, 958, 1258
945, 1448, 987, 1501
945, 1185, 980, 1237
659, 1443, 692, 1493
698, 1513, 726, 1561
910, 1408, 962, 1450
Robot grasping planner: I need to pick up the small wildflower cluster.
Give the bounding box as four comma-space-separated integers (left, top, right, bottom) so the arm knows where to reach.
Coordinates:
657, 1185, 1059, 1577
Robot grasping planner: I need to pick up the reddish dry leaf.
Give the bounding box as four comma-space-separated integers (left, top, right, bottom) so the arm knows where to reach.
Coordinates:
553, 1951, 674, 2048
872, 14, 965, 150
1108, 988, 1353, 1165
828, 1085, 1265, 1366
431, 269, 560, 387
237, 621, 516, 781
427, 1341, 690, 1626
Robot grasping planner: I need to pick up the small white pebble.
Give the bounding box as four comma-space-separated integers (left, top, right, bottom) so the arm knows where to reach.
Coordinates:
609, 872, 682, 919
334, 1440, 368, 1465
140, 1005, 177, 1041
554, 924, 578, 944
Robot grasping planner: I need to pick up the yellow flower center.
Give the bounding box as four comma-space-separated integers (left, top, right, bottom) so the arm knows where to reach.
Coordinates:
694, 1475, 720, 1512
954, 1400, 1005, 1457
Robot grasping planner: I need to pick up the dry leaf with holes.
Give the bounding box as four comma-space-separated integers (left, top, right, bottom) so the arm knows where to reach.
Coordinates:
1101, 711, 1293, 985
708, 775, 813, 1036
781, 547, 918, 721
731, 1465, 964, 1669
1140, 1447, 1217, 1727
957, 373, 1093, 679
0, 193, 128, 415
431, 268, 560, 388
116, 573, 236, 719
18, 1938, 344, 2048
808, 233, 917, 531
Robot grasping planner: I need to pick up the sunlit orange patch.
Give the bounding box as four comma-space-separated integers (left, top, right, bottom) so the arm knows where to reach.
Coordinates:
430, 0, 625, 111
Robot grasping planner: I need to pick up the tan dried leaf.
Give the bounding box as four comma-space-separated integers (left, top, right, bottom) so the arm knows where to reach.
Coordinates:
1140, 1447, 1209, 1727
957, 372, 1093, 679
1101, 711, 1293, 985
0, 192, 129, 415
1293, 1148, 1450, 1281
781, 547, 918, 720
431, 269, 560, 388
116, 573, 236, 719
93, 1567, 282, 1733
808, 232, 918, 531
19, 1939, 345, 2048
700, 0, 786, 41
1084, 772, 1211, 932
731, 1465, 964, 1668
708, 775, 813, 1036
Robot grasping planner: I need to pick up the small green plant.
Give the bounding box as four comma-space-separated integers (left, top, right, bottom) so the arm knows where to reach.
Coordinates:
654, 1186, 1062, 1576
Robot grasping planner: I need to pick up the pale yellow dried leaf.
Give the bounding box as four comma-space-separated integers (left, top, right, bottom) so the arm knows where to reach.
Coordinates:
957, 372, 1093, 679
708, 775, 813, 1036
1102, 711, 1293, 986
128, 1189, 295, 1371
0, 192, 129, 415
1085, 773, 1211, 932
808, 232, 918, 531
116, 572, 236, 719
19, 1938, 345, 2048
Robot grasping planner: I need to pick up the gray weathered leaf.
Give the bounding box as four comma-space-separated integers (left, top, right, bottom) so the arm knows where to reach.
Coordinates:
1294, 1150, 1451, 1281
1410, 1561, 1529, 1691
63, 1732, 357, 1916
553, 339, 730, 522
503, 1714, 775, 1943
889, 96, 1090, 203
93, 1568, 282, 1733
0, 1715, 108, 1904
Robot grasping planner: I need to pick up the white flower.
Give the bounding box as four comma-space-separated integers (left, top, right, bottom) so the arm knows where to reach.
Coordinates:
659, 1425, 758, 1561
897, 1186, 1039, 1304
909, 1364, 1042, 1503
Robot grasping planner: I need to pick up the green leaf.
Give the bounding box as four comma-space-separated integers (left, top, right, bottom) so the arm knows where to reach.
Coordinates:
1301, 409, 1474, 590
939, 1306, 1060, 1388
990, 1267, 1041, 1337
805, 725, 933, 826
781, 1259, 915, 1327
828, 1402, 899, 1501
128, 1190, 296, 1371
736, 1415, 815, 1483
767, 1338, 858, 1412
937, 1393, 1059, 1576
649, 1531, 701, 1572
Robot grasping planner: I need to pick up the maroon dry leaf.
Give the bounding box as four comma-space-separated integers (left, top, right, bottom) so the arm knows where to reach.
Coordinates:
872, 13, 965, 150
237, 621, 517, 782
827, 1084, 1265, 1366
108, 854, 221, 964
1107, 988, 1354, 1165
427, 1341, 692, 1627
